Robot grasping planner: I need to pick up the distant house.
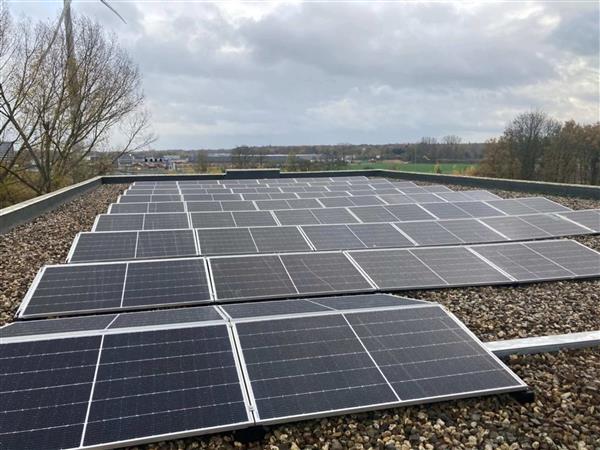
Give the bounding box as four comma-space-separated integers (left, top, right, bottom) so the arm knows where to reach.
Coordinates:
117, 154, 136, 168
0, 141, 15, 162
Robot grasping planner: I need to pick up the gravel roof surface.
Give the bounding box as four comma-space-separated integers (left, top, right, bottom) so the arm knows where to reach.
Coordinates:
0, 180, 599, 449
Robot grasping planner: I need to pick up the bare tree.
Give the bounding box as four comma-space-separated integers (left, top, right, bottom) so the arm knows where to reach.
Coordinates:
0, 12, 154, 194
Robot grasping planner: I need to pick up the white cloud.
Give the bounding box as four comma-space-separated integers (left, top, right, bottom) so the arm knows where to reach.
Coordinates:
6, 0, 599, 148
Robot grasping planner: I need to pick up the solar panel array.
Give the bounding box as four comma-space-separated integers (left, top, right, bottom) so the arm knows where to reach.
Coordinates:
3, 175, 599, 449
1, 296, 527, 449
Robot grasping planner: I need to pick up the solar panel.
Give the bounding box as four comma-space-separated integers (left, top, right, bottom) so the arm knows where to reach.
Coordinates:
518, 214, 591, 236
438, 219, 507, 243
480, 216, 551, 240
108, 305, 223, 329
348, 196, 384, 206
184, 194, 214, 202
558, 210, 600, 232
279, 252, 373, 294
249, 226, 312, 253
256, 200, 290, 210
274, 209, 320, 225
434, 192, 473, 202
516, 197, 571, 213
135, 230, 197, 259
347, 249, 446, 289
406, 193, 442, 203
109, 203, 148, 214
231, 210, 277, 227
347, 223, 414, 248
150, 194, 184, 203
21, 263, 127, 317
148, 202, 186, 213
421, 202, 472, 220
378, 194, 413, 205
462, 190, 501, 201
486, 199, 538, 215
212, 193, 243, 201
222, 298, 331, 319
0, 314, 117, 338
242, 193, 271, 201
311, 207, 360, 224
409, 247, 510, 285
287, 198, 322, 209
470, 243, 571, 281
349, 206, 397, 223
301, 225, 366, 251
197, 228, 258, 255
453, 201, 504, 218
143, 213, 190, 230
344, 306, 524, 400
311, 293, 428, 310
94, 214, 144, 231
234, 314, 399, 421
319, 197, 354, 207
422, 185, 453, 193
384, 204, 435, 221
394, 221, 463, 245
186, 201, 223, 212
119, 194, 151, 203
524, 240, 600, 277
122, 259, 211, 308
210, 255, 297, 300
220, 200, 257, 212
190, 212, 236, 229
69, 232, 137, 262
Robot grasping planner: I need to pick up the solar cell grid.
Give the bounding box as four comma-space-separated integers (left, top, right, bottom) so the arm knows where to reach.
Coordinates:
279, 252, 373, 294
486, 199, 538, 215
349, 206, 397, 223
190, 212, 236, 229
231, 210, 277, 227
109, 203, 148, 214
421, 202, 472, 220
319, 197, 354, 207
135, 230, 197, 259
516, 197, 571, 213
518, 214, 591, 236
395, 221, 463, 246
256, 200, 290, 210
249, 226, 312, 252
384, 204, 435, 221
186, 201, 224, 212
69, 232, 137, 262
524, 240, 600, 276
347, 223, 414, 248
558, 210, 600, 232
438, 219, 507, 244
470, 243, 571, 281
148, 202, 186, 213
434, 192, 473, 202
480, 216, 551, 240
220, 200, 257, 212
406, 193, 443, 203
122, 259, 211, 308
197, 228, 258, 255
348, 195, 384, 206
409, 247, 510, 285
301, 225, 366, 251
311, 207, 359, 224
462, 190, 501, 201
274, 209, 320, 225
94, 214, 144, 231
143, 213, 189, 230
453, 201, 504, 218
210, 255, 297, 300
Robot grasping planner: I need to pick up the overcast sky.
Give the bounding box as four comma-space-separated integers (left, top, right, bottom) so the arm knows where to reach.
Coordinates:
8, 1, 600, 149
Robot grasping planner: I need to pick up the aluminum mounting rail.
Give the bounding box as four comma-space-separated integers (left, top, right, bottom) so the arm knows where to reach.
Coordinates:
485, 330, 600, 357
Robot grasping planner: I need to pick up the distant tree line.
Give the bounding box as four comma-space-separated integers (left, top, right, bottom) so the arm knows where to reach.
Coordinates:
478, 111, 599, 185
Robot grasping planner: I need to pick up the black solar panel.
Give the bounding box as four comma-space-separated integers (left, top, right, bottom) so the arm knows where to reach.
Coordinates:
82, 326, 250, 446
186, 201, 223, 212
349, 206, 397, 223
486, 199, 537, 215
516, 197, 571, 213
69, 232, 137, 262
406, 193, 441, 203
421, 202, 472, 220
347, 223, 414, 248
470, 243, 571, 281
23, 264, 127, 317
197, 228, 258, 255
250, 227, 312, 253
524, 240, 600, 276
231, 211, 277, 227
348, 249, 446, 289
0, 314, 116, 338
518, 214, 591, 237
438, 219, 506, 243
122, 259, 211, 308
0, 336, 102, 449
256, 200, 290, 210
384, 204, 436, 221
234, 314, 398, 421
274, 209, 320, 225
301, 225, 366, 251
143, 213, 189, 230
378, 194, 413, 205
311, 293, 428, 310
434, 192, 473, 202
135, 230, 197, 259
410, 247, 510, 285
148, 202, 186, 213
108, 306, 223, 329
319, 197, 354, 207
110, 203, 148, 214
558, 210, 600, 232
287, 198, 322, 209
222, 298, 330, 319
481, 216, 551, 240
210, 255, 297, 300
395, 221, 463, 246
348, 196, 384, 206
345, 307, 523, 399
311, 207, 359, 224
453, 201, 504, 218
190, 212, 236, 229
220, 200, 257, 212
95, 214, 144, 231
280, 253, 373, 294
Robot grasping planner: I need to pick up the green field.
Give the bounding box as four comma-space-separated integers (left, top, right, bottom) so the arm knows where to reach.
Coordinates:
348, 161, 478, 174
